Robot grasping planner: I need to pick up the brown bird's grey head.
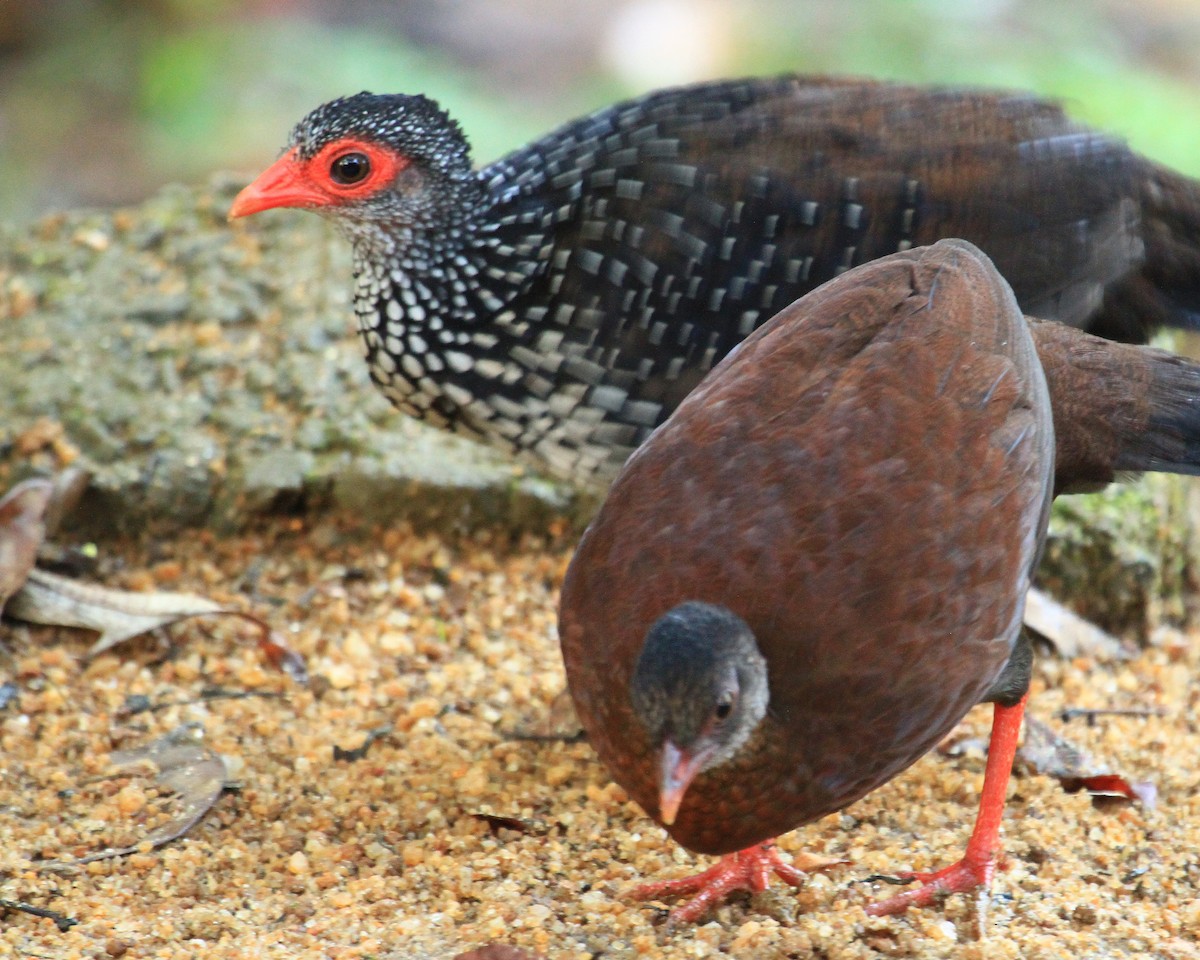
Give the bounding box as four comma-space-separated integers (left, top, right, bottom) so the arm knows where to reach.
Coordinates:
630, 602, 770, 825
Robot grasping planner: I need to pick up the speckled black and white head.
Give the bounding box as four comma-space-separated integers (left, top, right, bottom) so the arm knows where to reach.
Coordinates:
229, 91, 480, 232
290, 92, 469, 168
231, 90, 556, 447
631, 602, 770, 825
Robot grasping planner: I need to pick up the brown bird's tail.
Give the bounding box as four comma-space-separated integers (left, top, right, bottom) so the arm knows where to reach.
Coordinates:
1032, 318, 1200, 493
1091, 162, 1200, 341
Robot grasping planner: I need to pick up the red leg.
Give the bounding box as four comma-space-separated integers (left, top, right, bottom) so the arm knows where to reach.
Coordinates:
866, 693, 1027, 917
632, 842, 842, 925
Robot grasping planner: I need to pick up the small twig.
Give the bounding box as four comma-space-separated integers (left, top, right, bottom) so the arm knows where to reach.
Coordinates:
499, 728, 587, 744
197, 686, 286, 705
859, 874, 916, 886
0, 897, 78, 931
118, 686, 286, 718
1058, 707, 1166, 726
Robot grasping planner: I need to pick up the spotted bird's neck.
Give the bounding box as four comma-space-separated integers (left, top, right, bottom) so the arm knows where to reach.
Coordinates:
342, 175, 550, 440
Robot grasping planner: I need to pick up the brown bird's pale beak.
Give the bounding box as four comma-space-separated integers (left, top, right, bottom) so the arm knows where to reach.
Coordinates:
658, 739, 707, 826
229, 149, 321, 219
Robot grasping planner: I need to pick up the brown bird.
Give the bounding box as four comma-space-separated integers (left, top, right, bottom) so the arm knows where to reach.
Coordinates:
558, 239, 1056, 923
230, 75, 1200, 493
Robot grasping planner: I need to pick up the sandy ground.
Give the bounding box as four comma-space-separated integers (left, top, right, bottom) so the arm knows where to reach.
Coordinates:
2, 516, 1199, 960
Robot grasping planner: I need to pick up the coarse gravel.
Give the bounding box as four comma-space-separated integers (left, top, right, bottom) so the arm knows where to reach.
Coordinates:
2, 517, 1199, 959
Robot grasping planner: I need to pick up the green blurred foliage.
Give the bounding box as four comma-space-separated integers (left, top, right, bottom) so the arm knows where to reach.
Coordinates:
743, 0, 1200, 175
1, 0, 1198, 220
137, 20, 557, 177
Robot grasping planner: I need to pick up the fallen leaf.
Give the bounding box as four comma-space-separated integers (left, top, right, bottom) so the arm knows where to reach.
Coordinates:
1023, 587, 1126, 661
788, 850, 851, 872
5, 570, 302, 682
42, 724, 228, 868
1017, 714, 1156, 809
7, 567, 229, 655
0, 477, 53, 617
41, 466, 91, 539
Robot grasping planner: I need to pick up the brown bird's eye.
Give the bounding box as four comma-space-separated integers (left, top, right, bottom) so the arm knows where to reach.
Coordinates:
715, 694, 734, 720
331, 152, 371, 185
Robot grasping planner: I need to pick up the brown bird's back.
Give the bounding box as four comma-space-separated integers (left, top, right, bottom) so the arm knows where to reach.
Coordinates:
559, 240, 1055, 855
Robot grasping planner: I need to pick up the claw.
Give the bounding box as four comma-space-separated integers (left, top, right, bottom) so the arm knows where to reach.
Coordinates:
631, 841, 844, 925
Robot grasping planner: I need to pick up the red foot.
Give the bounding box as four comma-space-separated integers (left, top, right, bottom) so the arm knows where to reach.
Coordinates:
865, 853, 995, 916
865, 694, 1028, 919
632, 842, 839, 924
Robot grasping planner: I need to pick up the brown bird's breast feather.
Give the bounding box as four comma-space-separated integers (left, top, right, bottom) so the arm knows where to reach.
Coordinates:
559, 239, 1055, 855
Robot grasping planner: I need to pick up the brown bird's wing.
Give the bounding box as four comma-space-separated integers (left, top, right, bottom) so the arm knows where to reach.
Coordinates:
559, 239, 1054, 855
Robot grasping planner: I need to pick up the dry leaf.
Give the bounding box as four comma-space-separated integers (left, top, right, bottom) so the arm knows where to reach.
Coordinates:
8, 567, 233, 655
1017, 714, 1156, 809
7, 566, 307, 680
787, 850, 851, 872
0, 477, 52, 617
1023, 587, 1125, 660
41, 466, 91, 538
43, 725, 228, 868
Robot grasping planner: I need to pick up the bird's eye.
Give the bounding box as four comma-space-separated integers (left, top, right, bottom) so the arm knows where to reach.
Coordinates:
714, 693, 735, 721
330, 152, 371, 185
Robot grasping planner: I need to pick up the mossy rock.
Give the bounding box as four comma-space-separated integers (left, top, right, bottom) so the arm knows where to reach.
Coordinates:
1040, 475, 1200, 639
0, 177, 587, 540
2, 179, 1198, 638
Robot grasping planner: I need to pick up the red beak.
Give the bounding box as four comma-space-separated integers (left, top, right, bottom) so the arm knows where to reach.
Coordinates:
658, 739, 707, 826
229, 149, 324, 219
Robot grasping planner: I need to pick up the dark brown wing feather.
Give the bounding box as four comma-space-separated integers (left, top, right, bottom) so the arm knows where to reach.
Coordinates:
559, 239, 1055, 855
508, 76, 1145, 422
1033, 318, 1200, 492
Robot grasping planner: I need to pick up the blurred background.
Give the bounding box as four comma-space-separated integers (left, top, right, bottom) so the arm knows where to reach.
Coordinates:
2, 0, 1199, 221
